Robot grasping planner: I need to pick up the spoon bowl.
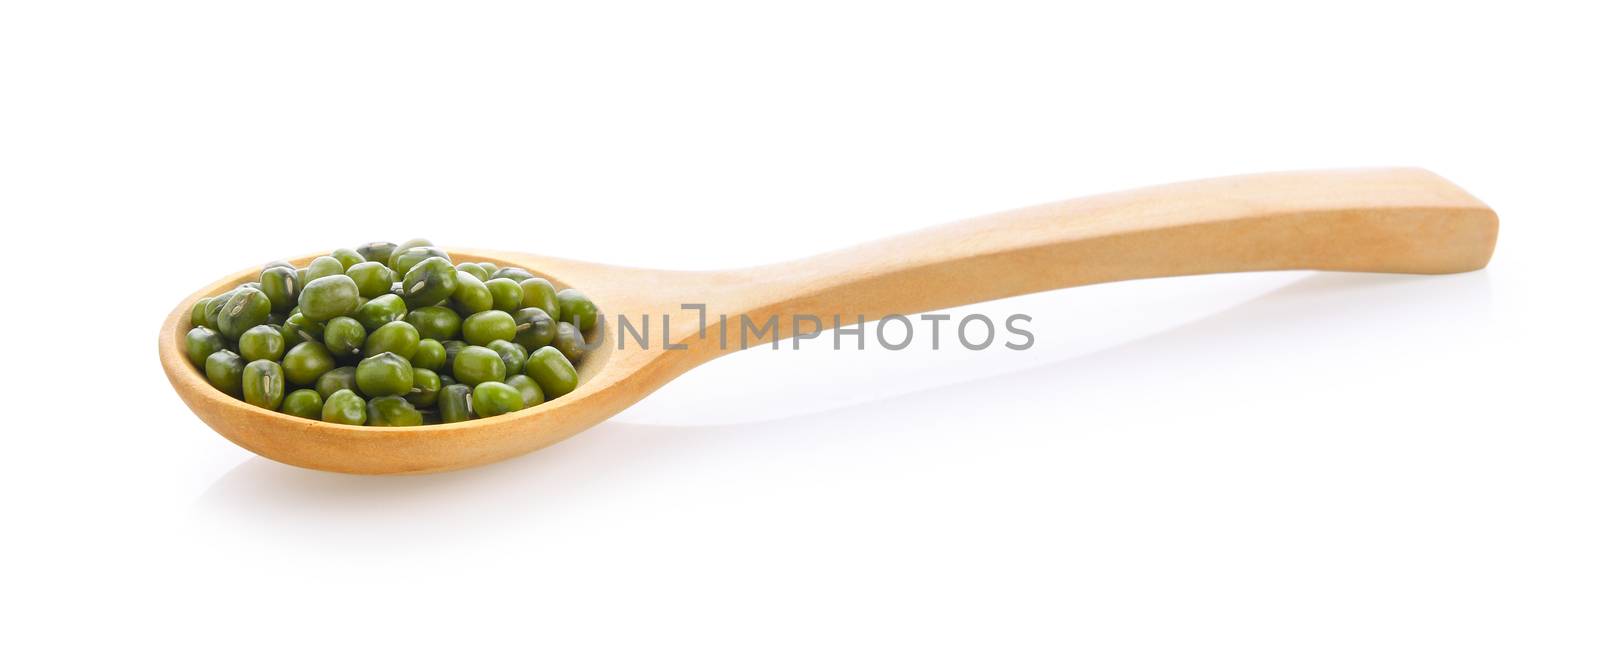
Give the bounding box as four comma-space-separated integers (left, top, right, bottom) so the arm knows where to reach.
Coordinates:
161, 250, 709, 473
160, 168, 1498, 474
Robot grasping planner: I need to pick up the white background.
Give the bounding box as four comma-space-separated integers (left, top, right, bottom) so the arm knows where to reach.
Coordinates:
3, 1, 1597, 651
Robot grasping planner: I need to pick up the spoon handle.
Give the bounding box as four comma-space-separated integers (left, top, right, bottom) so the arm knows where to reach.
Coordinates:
738, 168, 1496, 325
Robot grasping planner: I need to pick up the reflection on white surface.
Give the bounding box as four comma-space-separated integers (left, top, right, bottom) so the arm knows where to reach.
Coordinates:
195, 270, 1493, 550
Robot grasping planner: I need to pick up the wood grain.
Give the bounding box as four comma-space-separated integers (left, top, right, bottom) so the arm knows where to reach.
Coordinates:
159, 168, 1498, 474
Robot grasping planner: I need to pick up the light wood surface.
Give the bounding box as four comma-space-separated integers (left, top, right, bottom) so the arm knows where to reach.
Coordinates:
158, 168, 1498, 474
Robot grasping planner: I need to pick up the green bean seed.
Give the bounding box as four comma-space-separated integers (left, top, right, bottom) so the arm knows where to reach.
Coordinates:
405, 305, 461, 341
441, 339, 468, 370
471, 381, 524, 417
406, 368, 442, 408
438, 383, 474, 423
366, 395, 424, 426
557, 288, 599, 333
315, 366, 359, 399
411, 338, 446, 371
389, 246, 451, 275
401, 256, 459, 308
552, 321, 587, 363
323, 316, 367, 358
346, 261, 393, 298
505, 374, 546, 408
239, 324, 286, 362
356, 242, 398, 266
356, 352, 414, 397
281, 389, 323, 419
353, 293, 407, 332
518, 278, 561, 320
456, 262, 489, 281
298, 274, 360, 321
282, 341, 337, 386
365, 320, 420, 359
218, 287, 272, 340
281, 311, 323, 346
303, 255, 345, 282
485, 278, 523, 313
242, 360, 285, 410
330, 248, 365, 270
322, 389, 367, 425
462, 310, 516, 346
450, 271, 494, 315
512, 307, 557, 351
260, 266, 299, 313
525, 346, 579, 398
492, 267, 535, 283
486, 339, 528, 374
186, 326, 226, 368
205, 350, 247, 396
189, 297, 211, 328
202, 289, 237, 330
452, 345, 506, 386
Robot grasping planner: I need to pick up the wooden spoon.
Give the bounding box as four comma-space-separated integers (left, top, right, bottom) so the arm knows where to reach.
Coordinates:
159, 168, 1497, 474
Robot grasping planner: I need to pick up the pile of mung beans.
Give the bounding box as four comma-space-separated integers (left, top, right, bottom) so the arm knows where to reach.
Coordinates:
182, 239, 598, 426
